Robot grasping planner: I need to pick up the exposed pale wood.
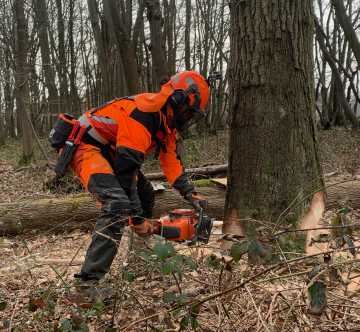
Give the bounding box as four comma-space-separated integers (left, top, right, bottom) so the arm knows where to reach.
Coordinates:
298, 192, 326, 254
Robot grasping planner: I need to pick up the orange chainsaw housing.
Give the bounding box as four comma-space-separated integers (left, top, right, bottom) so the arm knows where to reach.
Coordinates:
157, 209, 197, 242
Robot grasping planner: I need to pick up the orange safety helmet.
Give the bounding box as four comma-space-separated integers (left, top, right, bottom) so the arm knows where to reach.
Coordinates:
133, 71, 210, 131
168, 71, 210, 112
166, 71, 210, 131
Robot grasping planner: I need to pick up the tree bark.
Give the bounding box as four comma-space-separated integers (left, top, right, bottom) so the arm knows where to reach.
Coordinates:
145, 0, 169, 90
184, 0, 191, 70
0, 91, 4, 146
103, 0, 141, 95
164, 0, 176, 75
0, 187, 223, 235
14, 0, 33, 163
315, 18, 359, 127
226, 0, 324, 238
331, 0, 360, 65
33, 0, 59, 122
68, 0, 80, 114
4, 52, 15, 138
55, 0, 69, 107
1, 181, 359, 235
87, 0, 112, 101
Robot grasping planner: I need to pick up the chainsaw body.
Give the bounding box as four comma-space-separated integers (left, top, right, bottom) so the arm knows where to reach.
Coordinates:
155, 208, 213, 244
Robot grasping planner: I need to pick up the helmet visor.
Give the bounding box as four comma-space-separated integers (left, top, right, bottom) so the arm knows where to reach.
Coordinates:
173, 107, 204, 132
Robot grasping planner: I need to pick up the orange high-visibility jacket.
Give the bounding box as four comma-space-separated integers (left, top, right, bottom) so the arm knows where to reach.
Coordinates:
78, 94, 193, 196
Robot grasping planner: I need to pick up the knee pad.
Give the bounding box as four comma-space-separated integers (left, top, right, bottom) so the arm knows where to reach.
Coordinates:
88, 174, 131, 215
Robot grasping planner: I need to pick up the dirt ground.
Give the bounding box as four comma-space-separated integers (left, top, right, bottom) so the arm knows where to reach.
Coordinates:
1, 128, 360, 331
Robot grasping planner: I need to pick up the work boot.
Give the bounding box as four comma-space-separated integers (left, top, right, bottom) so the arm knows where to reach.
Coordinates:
72, 278, 114, 303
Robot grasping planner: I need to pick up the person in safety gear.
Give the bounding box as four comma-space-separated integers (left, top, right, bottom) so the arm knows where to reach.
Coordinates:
50, 71, 210, 284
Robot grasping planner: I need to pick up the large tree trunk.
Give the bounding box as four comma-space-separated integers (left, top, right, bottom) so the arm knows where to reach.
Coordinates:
68, 0, 80, 115
0, 94, 4, 146
87, 0, 112, 101
0, 49, 5, 146
103, 0, 141, 95
145, 0, 169, 90
314, 18, 359, 127
33, 0, 59, 124
163, 0, 176, 75
331, 0, 360, 65
184, 0, 191, 70
55, 0, 69, 109
4, 49, 15, 138
226, 1, 323, 238
14, 0, 33, 163
1, 181, 359, 235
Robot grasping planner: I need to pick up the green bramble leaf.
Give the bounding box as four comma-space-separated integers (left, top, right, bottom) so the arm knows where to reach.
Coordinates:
180, 314, 199, 330
154, 242, 176, 260
161, 261, 176, 275
183, 256, 197, 270
163, 292, 177, 304
122, 270, 136, 282
230, 242, 248, 262
59, 318, 72, 331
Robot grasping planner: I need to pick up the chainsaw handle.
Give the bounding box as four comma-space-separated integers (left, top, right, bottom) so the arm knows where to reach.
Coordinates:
184, 193, 208, 211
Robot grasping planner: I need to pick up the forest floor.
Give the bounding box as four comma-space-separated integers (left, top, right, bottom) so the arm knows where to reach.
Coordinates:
1, 128, 360, 331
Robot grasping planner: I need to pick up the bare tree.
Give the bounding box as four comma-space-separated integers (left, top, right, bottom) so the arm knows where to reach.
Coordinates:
55, 0, 69, 107
184, 0, 191, 70
68, 0, 80, 114
145, 0, 169, 90
33, 0, 59, 123
163, 0, 176, 75
103, 0, 144, 94
332, 0, 360, 64
0, 66, 4, 145
14, 0, 33, 162
315, 16, 359, 127
0, 0, 239, 140
87, 0, 113, 101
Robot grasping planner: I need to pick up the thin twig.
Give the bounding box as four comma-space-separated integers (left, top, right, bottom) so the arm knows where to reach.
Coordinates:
8, 297, 19, 332
245, 285, 271, 332
120, 245, 360, 331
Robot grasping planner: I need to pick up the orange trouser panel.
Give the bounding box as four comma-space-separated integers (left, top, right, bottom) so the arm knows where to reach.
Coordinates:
71, 143, 113, 189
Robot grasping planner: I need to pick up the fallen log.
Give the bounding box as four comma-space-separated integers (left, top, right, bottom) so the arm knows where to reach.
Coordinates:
145, 165, 339, 181
1, 180, 360, 235
0, 187, 225, 235
145, 164, 228, 180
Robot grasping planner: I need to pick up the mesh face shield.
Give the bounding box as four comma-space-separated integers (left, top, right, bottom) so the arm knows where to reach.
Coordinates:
172, 107, 204, 132
168, 88, 205, 132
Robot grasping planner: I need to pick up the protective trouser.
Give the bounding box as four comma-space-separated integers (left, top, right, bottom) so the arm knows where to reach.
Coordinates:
71, 143, 154, 280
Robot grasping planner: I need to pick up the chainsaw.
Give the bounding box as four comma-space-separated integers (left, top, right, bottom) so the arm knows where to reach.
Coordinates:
131, 207, 213, 244
154, 207, 213, 244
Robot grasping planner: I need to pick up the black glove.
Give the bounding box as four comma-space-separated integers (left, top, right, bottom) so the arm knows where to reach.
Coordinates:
184, 192, 208, 211
129, 216, 154, 237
